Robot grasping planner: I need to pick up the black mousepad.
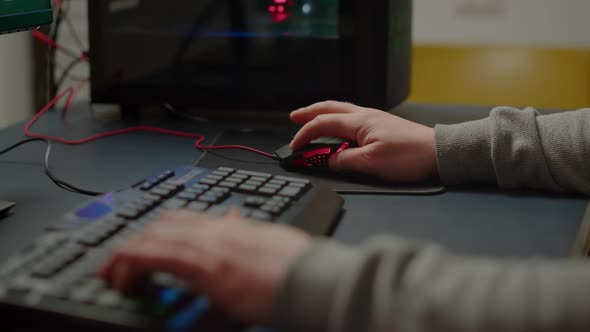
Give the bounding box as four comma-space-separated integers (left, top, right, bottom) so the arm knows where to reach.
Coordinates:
196, 129, 446, 195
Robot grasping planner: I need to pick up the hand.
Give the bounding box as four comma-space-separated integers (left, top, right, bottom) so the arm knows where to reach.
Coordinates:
290, 101, 438, 182
98, 209, 312, 325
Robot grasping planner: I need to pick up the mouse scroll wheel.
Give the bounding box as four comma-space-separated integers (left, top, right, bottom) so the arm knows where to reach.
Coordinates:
302, 148, 332, 159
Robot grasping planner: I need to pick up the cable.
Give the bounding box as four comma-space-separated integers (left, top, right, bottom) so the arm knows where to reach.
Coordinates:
54, 58, 84, 91
25, 81, 278, 159
0, 138, 102, 197
32, 30, 89, 63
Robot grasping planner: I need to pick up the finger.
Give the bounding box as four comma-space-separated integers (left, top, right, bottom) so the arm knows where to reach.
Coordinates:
97, 222, 198, 278
290, 113, 361, 150
159, 209, 209, 223
224, 207, 244, 221
329, 145, 374, 175
102, 240, 210, 293
290, 101, 360, 124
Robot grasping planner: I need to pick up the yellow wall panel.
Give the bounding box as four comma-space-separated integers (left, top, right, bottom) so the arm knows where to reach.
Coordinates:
409, 45, 590, 110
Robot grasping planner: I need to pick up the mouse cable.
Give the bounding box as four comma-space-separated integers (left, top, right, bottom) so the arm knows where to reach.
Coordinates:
0, 138, 102, 197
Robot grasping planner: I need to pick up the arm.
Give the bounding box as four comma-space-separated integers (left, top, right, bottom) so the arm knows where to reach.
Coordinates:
436, 106, 590, 194
274, 236, 590, 332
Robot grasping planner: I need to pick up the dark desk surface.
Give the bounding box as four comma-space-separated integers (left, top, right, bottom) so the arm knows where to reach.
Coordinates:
0, 102, 586, 263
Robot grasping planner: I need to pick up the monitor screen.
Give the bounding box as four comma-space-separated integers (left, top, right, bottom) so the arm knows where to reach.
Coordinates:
105, 0, 339, 39
0, 0, 52, 33
90, 0, 348, 110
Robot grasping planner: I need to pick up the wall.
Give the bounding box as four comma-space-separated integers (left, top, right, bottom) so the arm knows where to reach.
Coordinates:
0, 32, 34, 129
410, 0, 590, 109
413, 0, 590, 48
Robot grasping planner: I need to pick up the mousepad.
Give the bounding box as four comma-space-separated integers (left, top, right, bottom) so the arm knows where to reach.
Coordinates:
196, 129, 446, 195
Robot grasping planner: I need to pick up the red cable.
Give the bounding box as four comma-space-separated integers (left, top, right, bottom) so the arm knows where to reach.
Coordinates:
31, 30, 89, 62
24, 81, 276, 159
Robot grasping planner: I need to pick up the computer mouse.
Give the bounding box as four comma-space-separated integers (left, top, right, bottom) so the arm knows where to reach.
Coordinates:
275, 137, 355, 171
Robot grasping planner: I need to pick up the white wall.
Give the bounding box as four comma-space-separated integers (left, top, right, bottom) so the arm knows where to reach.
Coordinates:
414, 0, 590, 48
0, 32, 34, 129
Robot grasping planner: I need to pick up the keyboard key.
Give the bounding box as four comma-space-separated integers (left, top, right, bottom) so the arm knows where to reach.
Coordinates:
142, 194, 163, 204
117, 207, 142, 220
162, 199, 188, 210
243, 180, 263, 187
250, 177, 268, 183
260, 205, 284, 215
150, 187, 173, 198
257, 187, 278, 195
217, 167, 235, 173
198, 195, 220, 204
268, 179, 287, 186
205, 175, 224, 181
250, 210, 273, 221
272, 196, 292, 204
199, 178, 218, 186
32, 245, 86, 278
244, 197, 267, 208
209, 187, 230, 195
69, 287, 96, 303
218, 181, 238, 189
177, 192, 198, 201
230, 174, 248, 180
192, 184, 210, 190
274, 175, 311, 185
236, 170, 272, 179
95, 290, 123, 309
187, 202, 209, 212
184, 188, 206, 196
225, 177, 244, 184
211, 170, 230, 177
278, 186, 303, 199
8, 276, 35, 293
287, 182, 308, 189
262, 183, 282, 190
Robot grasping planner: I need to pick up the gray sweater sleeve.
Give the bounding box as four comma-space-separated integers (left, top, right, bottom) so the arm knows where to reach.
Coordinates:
435, 106, 590, 194
272, 107, 590, 332
273, 237, 590, 332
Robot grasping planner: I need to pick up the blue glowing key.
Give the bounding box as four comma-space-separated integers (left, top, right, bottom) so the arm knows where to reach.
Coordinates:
159, 287, 181, 306
167, 297, 209, 332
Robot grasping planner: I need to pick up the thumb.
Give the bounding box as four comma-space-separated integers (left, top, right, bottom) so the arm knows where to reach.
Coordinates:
329, 147, 371, 174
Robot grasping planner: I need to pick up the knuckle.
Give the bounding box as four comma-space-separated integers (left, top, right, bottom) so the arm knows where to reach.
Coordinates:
318, 100, 342, 110
312, 114, 331, 126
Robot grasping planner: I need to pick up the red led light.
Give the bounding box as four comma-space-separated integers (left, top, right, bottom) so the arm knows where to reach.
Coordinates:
268, 0, 292, 23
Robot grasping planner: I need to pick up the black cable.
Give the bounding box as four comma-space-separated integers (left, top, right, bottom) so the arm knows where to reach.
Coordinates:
55, 57, 84, 91
0, 138, 103, 197
205, 150, 280, 165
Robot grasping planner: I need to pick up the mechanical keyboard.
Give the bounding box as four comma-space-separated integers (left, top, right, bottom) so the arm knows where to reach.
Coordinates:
0, 165, 343, 332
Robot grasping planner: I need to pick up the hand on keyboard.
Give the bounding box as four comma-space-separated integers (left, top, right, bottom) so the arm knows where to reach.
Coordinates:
98, 208, 312, 325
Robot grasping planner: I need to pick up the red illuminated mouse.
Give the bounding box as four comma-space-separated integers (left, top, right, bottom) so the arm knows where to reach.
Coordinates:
275, 137, 355, 171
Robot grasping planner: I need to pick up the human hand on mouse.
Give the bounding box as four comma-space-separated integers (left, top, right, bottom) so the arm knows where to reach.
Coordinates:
290, 101, 438, 182
97, 209, 312, 325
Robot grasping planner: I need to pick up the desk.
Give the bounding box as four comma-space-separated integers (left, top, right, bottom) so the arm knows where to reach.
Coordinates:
0, 102, 587, 262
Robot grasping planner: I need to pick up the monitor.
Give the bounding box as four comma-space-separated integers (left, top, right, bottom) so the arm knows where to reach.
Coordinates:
0, 0, 52, 34
89, 0, 412, 112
